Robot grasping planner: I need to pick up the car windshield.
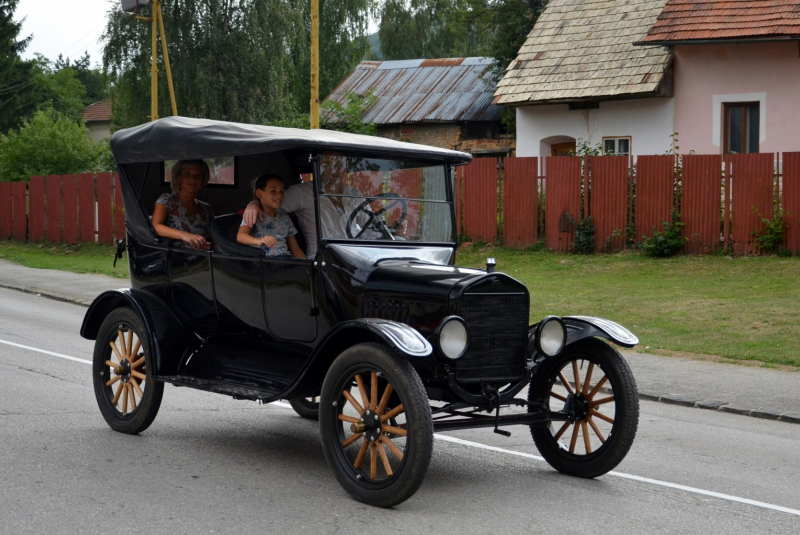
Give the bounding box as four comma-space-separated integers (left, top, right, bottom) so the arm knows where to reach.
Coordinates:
318, 153, 454, 243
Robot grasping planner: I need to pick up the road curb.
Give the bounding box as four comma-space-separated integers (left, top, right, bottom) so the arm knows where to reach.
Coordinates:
639, 392, 799, 425
1, 281, 797, 426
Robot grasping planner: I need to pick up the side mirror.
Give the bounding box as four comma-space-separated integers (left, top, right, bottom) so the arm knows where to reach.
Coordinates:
121, 0, 149, 14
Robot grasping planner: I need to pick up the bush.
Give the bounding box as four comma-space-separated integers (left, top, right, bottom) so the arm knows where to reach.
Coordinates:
0, 109, 109, 182
571, 215, 595, 254
752, 207, 789, 254
640, 212, 687, 257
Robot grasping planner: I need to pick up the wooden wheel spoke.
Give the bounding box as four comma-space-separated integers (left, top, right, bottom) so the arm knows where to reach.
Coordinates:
338, 414, 361, 424
354, 375, 369, 410
581, 421, 591, 454
587, 416, 606, 443
553, 421, 571, 441
128, 384, 137, 412
587, 376, 608, 399
121, 384, 129, 414
377, 443, 393, 476
112, 382, 125, 405
557, 372, 574, 394
131, 370, 146, 381
353, 439, 369, 469
380, 404, 404, 422
591, 409, 614, 424
370, 372, 378, 410
572, 360, 582, 393
568, 421, 580, 453
130, 377, 143, 398
131, 340, 142, 360
125, 329, 133, 359
377, 384, 393, 415
550, 390, 567, 402
105, 360, 119, 370
592, 395, 615, 407
343, 389, 365, 415
109, 341, 123, 361
369, 443, 377, 479
106, 375, 120, 387
379, 435, 404, 461
130, 356, 145, 370
582, 363, 595, 395
381, 424, 406, 437
341, 432, 363, 447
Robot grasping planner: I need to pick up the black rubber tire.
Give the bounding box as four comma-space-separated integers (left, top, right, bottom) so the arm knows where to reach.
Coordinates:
92, 307, 164, 434
528, 338, 638, 478
320, 343, 433, 508
288, 396, 320, 421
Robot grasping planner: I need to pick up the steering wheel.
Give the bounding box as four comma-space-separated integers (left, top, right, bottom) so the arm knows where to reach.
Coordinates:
345, 192, 408, 240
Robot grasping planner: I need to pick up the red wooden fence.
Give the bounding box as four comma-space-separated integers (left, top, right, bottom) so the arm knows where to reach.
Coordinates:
635, 155, 675, 244
503, 157, 538, 248
681, 155, 722, 254
728, 154, 774, 256
461, 158, 497, 242
589, 156, 628, 252
784, 153, 800, 253
0, 173, 122, 245
545, 157, 582, 252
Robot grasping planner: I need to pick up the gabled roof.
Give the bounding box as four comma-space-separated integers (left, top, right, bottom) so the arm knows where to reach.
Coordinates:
324, 58, 502, 124
638, 0, 800, 45
494, 0, 672, 106
81, 99, 112, 122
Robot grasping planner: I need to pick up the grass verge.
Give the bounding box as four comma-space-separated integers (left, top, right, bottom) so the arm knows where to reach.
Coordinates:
457, 246, 800, 368
0, 240, 128, 279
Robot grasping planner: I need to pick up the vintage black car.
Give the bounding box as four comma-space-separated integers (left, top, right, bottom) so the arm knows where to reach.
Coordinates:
81, 117, 640, 507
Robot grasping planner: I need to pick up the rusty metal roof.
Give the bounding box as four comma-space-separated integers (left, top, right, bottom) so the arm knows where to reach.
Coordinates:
324, 57, 502, 124
638, 0, 800, 44
494, 0, 672, 105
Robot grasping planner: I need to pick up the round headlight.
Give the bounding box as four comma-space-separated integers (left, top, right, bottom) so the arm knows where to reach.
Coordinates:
537, 316, 566, 357
436, 316, 468, 359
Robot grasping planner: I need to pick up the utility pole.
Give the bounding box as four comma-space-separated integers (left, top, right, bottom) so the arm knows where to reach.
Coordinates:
124, 0, 178, 121
310, 0, 319, 129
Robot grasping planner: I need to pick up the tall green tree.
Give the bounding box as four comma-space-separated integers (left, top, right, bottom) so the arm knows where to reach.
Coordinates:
102, 0, 374, 128
55, 52, 109, 106
0, 0, 36, 134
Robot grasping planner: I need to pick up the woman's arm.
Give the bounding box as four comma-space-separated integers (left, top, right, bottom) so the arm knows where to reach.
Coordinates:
288, 236, 306, 259
152, 203, 207, 250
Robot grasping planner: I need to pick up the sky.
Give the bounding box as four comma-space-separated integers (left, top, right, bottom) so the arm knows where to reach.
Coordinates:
16, 0, 114, 66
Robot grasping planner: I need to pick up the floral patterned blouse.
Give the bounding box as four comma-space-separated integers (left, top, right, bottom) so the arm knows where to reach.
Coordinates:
154, 193, 214, 246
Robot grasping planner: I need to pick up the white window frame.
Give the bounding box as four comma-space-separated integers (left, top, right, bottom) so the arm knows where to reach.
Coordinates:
602, 136, 632, 156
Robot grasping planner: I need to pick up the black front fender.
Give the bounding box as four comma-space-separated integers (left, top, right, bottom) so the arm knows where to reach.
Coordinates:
562, 316, 639, 348
80, 288, 196, 376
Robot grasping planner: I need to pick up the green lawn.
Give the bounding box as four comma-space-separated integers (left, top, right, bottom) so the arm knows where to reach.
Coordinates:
1, 239, 798, 367
457, 246, 800, 368
0, 241, 129, 279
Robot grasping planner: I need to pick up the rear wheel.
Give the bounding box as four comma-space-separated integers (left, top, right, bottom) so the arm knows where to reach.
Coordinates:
92, 308, 163, 434
528, 338, 638, 478
288, 396, 319, 420
320, 343, 433, 507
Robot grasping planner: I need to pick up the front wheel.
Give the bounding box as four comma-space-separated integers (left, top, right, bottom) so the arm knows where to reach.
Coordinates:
320, 343, 433, 507
528, 338, 638, 478
92, 307, 164, 434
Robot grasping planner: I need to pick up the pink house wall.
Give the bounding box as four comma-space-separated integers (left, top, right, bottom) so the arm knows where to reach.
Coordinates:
674, 42, 800, 155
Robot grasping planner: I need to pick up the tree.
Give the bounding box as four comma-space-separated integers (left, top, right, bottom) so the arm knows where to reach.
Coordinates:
321, 90, 378, 135
0, 0, 36, 134
28, 55, 87, 121
0, 109, 110, 182
102, 1, 375, 128
55, 52, 109, 106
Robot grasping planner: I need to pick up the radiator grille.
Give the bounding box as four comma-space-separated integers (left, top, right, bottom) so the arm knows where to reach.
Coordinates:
456, 293, 528, 382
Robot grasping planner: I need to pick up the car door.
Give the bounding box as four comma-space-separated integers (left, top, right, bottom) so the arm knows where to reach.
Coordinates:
261, 257, 317, 342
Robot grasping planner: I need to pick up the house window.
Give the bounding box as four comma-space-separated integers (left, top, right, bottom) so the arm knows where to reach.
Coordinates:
602, 137, 631, 156
724, 103, 759, 154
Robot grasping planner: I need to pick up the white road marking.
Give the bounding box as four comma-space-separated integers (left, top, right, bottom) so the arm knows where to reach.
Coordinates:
6, 338, 799, 518
0, 338, 92, 365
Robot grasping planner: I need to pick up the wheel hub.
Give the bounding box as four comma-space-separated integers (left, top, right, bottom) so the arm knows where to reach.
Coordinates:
117, 359, 132, 383
564, 393, 591, 421
350, 409, 382, 442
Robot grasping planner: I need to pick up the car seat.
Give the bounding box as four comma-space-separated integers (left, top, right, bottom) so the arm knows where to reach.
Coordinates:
211, 214, 263, 257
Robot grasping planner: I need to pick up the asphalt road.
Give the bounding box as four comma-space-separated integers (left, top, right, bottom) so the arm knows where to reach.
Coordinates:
1, 287, 799, 534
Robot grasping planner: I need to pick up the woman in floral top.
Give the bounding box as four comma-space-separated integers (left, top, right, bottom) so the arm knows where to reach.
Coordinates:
152, 160, 214, 250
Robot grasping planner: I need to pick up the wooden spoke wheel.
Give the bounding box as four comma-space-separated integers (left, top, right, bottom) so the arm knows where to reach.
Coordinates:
528, 338, 638, 478
320, 343, 433, 508
92, 308, 163, 434
288, 396, 320, 420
